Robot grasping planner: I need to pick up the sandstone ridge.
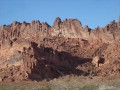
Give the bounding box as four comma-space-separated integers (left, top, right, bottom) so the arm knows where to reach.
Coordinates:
0, 17, 120, 82
0, 17, 120, 41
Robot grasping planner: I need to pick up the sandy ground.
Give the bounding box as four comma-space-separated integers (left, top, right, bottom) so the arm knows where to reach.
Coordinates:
0, 75, 120, 90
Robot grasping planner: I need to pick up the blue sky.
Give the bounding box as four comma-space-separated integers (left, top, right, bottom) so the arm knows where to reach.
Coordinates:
0, 0, 120, 28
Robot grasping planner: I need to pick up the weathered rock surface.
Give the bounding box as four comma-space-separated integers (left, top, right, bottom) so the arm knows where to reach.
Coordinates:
0, 16, 120, 82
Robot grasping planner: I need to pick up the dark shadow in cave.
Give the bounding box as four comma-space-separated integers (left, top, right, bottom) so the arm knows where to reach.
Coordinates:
28, 42, 93, 81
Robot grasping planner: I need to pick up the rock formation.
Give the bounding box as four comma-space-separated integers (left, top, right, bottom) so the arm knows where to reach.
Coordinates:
0, 16, 120, 82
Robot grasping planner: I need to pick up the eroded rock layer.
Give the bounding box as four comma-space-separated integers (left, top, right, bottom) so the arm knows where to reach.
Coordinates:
0, 17, 120, 82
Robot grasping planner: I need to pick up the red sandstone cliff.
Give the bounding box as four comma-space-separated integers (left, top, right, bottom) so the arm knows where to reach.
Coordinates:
0, 17, 120, 82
